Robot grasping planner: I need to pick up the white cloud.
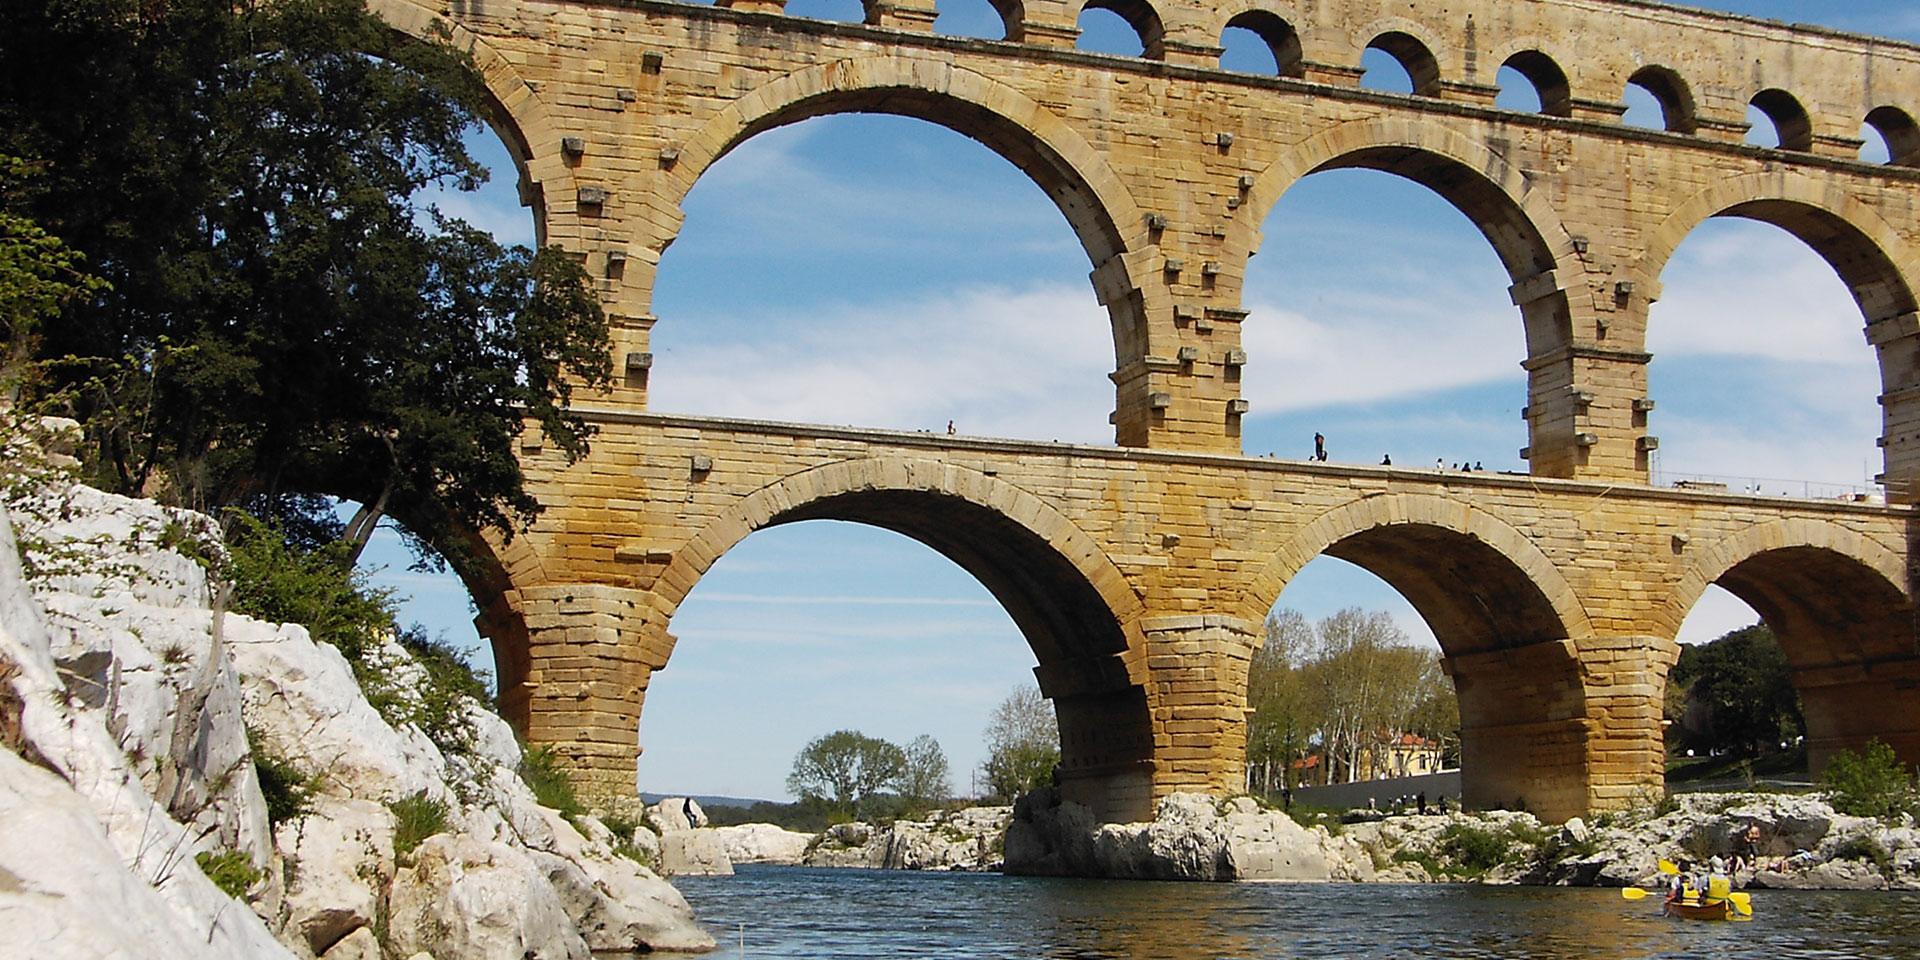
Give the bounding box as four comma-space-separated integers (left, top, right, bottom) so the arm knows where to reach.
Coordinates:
648, 283, 1116, 442
1649, 224, 1869, 364
1238, 297, 1519, 413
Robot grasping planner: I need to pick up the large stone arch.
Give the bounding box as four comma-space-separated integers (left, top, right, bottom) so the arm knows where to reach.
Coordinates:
1243, 494, 1607, 819
1231, 117, 1586, 355
1235, 118, 1578, 286
1240, 493, 1592, 649
368, 0, 576, 247
1631, 171, 1920, 325
1631, 171, 1920, 487
646, 457, 1159, 820
660, 58, 1155, 366
1669, 519, 1919, 772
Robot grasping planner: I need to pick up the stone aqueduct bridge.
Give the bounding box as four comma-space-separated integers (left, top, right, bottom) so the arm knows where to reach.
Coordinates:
369, 0, 1920, 822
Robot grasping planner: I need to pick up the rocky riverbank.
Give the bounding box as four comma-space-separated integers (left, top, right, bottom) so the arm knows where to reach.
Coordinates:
642, 803, 1010, 875
1003, 786, 1920, 889
0, 467, 712, 956
662, 783, 1920, 892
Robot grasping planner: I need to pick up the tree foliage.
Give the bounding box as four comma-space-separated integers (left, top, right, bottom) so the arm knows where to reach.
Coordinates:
1244, 608, 1458, 793
980, 682, 1059, 802
0, 156, 106, 396
899, 734, 950, 810
1666, 624, 1804, 759
0, 0, 609, 561
1821, 739, 1916, 821
786, 730, 907, 818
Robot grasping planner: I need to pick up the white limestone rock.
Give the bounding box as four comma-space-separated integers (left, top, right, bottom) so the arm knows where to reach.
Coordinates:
317, 925, 382, 960
0, 747, 290, 960
879, 807, 1013, 871
227, 615, 451, 807
275, 795, 395, 957
646, 796, 709, 833
0, 500, 294, 959
713, 822, 812, 865
1222, 800, 1335, 881
661, 828, 736, 876
519, 805, 713, 952
386, 834, 591, 960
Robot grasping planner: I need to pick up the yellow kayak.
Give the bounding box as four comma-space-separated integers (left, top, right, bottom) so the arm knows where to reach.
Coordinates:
1664, 897, 1746, 921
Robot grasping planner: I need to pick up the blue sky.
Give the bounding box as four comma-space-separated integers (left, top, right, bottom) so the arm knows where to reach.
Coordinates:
370, 1, 1920, 801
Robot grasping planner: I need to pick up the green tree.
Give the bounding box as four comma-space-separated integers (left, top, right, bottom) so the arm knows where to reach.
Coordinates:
980, 682, 1059, 802
1245, 607, 1459, 791
1822, 739, 1915, 820
1245, 609, 1317, 794
899, 734, 950, 811
1668, 624, 1804, 758
0, 0, 608, 562
786, 730, 906, 819
0, 156, 105, 399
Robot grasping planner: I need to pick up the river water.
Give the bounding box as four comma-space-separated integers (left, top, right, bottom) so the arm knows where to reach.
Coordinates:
677, 865, 1920, 959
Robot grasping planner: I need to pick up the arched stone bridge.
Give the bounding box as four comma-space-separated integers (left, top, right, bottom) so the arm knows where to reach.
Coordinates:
371, 0, 1920, 822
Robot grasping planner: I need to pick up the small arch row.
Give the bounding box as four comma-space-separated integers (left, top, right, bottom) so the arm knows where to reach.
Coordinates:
755, 0, 1920, 168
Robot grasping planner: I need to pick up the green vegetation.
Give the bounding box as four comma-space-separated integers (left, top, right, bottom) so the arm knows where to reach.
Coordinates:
1437, 822, 1518, 877
787, 730, 908, 820
1277, 803, 1351, 836
703, 798, 841, 834
1822, 739, 1917, 821
195, 850, 261, 899
224, 511, 392, 662
979, 683, 1058, 803
1386, 819, 1556, 880
1666, 624, 1805, 766
597, 812, 657, 866
899, 734, 951, 815
519, 744, 586, 821
225, 512, 492, 762
389, 792, 449, 858
1245, 608, 1458, 795
1666, 744, 1810, 785
0, 155, 107, 399
1, 0, 608, 566
1832, 834, 1895, 879
250, 730, 315, 827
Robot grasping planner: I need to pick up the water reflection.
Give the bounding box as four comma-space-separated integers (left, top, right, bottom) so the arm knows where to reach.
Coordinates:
676, 866, 1920, 959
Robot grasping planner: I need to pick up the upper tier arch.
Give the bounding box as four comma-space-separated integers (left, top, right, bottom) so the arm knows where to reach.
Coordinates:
660, 57, 1154, 363
1630, 171, 1920, 326
1230, 116, 1584, 355
367, 0, 575, 245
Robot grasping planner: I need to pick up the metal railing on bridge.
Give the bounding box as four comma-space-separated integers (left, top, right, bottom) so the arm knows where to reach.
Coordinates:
1651, 468, 1895, 505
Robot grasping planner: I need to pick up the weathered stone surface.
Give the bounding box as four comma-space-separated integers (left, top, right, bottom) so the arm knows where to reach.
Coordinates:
646, 796, 709, 833
386, 835, 591, 960
713, 822, 813, 865
0, 498, 293, 959
317, 926, 382, 960
0, 748, 292, 960
1007, 790, 1361, 881
275, 796, 394, 957
228, 616, 451, 808
1, 482, 715, 957
659, 828, 734, 876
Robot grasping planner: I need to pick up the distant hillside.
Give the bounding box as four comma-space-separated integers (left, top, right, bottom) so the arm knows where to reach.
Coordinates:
640, 792, 773, 810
